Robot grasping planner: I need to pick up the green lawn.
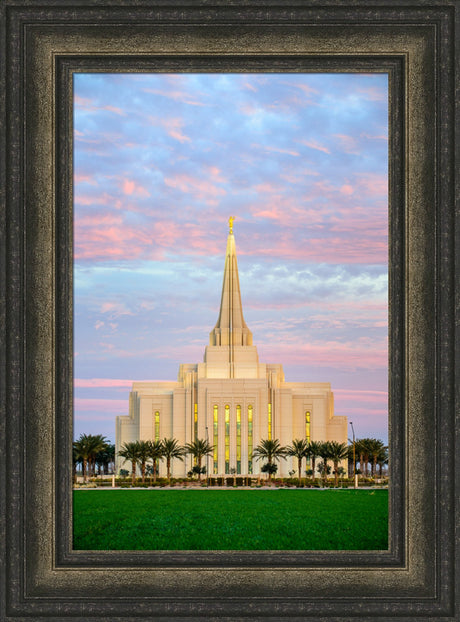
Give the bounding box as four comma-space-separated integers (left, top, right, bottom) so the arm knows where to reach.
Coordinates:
73, 488, 388, 550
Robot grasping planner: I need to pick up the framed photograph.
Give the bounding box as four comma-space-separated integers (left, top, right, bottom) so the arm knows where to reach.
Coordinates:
1, 1, 457, 620
72, 70, 390, 553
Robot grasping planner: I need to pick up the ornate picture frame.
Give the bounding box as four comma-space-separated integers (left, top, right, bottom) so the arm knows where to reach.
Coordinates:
1, 1, 457, 620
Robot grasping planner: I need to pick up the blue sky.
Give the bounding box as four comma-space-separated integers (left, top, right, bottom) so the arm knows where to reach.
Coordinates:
74, 72, 388, 444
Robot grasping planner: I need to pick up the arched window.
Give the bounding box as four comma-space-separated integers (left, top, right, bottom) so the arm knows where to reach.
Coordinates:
225, 404, 230, 474
236, 405, 241, 474
248, 405, 253, 474
268, 403, 272, 440
154, 410, 160, 442
305, 410, 311, 465
213, 405, 218, 474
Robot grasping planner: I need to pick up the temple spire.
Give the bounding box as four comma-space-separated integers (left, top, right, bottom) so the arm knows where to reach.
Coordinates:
209, 219, 253, 347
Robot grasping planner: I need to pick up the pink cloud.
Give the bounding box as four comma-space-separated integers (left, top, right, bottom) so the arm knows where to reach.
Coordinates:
74, 398, 127, 413
280, 169, 320, 184
207, 166, 226, 182
248, 235, 387, 267
143, 87, 206, 107
355, 173, 388, 196
357, 86, 387, 102
259, 339, 387, 370
74, 95, 92, 107
261, 145, 300, 157
103, 105, 126, 116
340, 184, 354, 195
148, 116, 191, 143
164, 174, 226, 203
75, 378, 134, 388
237, 103, 258, 116
243, 81, 258, 93
297, 139, 330, 154
334, 134, 360, 155
244, 187, 387, 263
152, 220, 182, 247
168, 128, 190, 143
122, 179, 150, 198
334, 389, 388, 404
76, 213, 123, 227
123, 180, 135, 195
361, 132, 388, 141
281, 81, 318, 97
100, 302, 134, 318
74, 95, 126, 116
75, 211, 229, 262
253, 208, 284, 221
74, 214, 157, 261
74, 192, 122, 208
254, 182, 281, 194
75, 173, 97, 185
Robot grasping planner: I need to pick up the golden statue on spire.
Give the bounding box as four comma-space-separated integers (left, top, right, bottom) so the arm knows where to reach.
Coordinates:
229, 216, 235, 234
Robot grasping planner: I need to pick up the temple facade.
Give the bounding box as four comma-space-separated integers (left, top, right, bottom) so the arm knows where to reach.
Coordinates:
115, 220, 347, 477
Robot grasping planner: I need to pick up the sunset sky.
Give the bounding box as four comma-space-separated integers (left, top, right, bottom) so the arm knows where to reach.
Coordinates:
74, 72, 389, 444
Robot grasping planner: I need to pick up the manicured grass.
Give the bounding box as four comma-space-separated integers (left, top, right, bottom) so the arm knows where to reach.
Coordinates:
73, 488, 388, 550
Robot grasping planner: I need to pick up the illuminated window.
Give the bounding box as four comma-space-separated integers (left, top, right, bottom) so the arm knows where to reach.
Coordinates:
154, 410, 160, 441
268, 403, 272, 440
225, 404, 230, 474
194, 403, 198, 441
236, 405, 241, 474
213, 405, 218, 474
248, 405, 253, 474
305, 411, 311, 442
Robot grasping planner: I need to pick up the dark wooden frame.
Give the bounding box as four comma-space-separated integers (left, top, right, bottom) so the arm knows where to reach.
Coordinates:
1, 1, 457, 620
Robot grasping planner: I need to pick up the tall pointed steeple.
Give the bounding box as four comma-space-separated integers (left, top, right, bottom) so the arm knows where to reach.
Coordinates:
209, 217, 253, 347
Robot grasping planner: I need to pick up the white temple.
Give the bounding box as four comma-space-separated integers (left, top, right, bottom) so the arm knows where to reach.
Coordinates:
116, 219, 347, 477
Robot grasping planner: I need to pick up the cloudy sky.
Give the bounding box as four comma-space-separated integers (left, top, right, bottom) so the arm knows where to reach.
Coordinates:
74, 72, 388, 444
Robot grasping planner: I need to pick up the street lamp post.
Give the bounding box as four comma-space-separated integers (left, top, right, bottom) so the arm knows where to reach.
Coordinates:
350, 421, 357, 489
205, 426, 209, 487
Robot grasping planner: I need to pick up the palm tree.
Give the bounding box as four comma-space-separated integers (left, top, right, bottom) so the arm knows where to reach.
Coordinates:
376, 445, 389, 477
285, 438, 308, 485
94, 435, 110, 475
147, 440, 164, 483
73, 436, 90, 482
118, 441, 141, 486
261, 463, 278, 478
347, 443, 356, 479
252, 439, 287, 483
73, 433, 108, 482
184, 439, 214, 481
356, 438, 375, 477
355, 439, 366, 478
72, 445, 81, 484
87, 434, 109, 477
95, 442, 115, 475
161, 438, 186, 485
306, 440, 322, 480
136, 440, 152, 484
327, 441, 349, 487
367, 438, 386, 478
318, 441, 333, 485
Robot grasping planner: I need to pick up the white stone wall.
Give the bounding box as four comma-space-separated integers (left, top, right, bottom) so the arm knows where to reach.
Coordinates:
116, 374, 348, 478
